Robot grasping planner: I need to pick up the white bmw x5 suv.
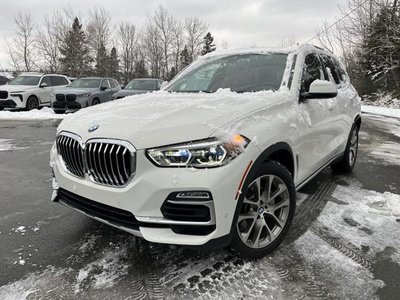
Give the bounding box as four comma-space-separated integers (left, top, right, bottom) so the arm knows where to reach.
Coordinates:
50, 45, 361, 258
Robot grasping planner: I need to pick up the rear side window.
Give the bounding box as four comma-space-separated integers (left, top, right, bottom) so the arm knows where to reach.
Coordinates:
302, 54, 324, 92
41, 76, 52, 86
51, 76, 69, 86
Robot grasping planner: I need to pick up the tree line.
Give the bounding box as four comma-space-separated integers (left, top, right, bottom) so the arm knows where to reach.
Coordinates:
6, 5, 217, 83
316, 0, 400, 99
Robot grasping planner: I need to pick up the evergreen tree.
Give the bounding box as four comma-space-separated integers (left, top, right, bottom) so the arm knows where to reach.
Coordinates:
134, 60, 148, 78
360, 5, 400, 94
168, 67, 176, 81
59, 17, 92, 78
109, 47, 119, 80
95, 42, 109, 77
180, 45, 192, 70
201, 32, 216, 55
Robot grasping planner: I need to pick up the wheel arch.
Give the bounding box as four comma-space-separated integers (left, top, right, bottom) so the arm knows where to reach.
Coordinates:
354, 114, 362, 130
254, 142, 295, 179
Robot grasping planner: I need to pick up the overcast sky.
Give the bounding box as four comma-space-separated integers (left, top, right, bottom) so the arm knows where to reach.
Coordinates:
0, 0, 348, 69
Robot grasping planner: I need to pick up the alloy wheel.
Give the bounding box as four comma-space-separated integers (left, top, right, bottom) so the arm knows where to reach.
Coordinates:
236, 175, 291, 249
349, 128, 358, 166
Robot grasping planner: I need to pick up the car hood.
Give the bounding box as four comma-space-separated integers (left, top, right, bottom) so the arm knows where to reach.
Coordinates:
58, 90, 286, 149
55, 88, 98, 95
115, 90, 151, 97
0, 85, 37, 92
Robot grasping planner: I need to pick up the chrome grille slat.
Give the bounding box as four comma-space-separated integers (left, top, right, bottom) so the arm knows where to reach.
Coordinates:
56, 133, 135, 187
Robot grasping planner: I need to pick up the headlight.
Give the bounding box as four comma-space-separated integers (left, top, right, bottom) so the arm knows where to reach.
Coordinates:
147, 135, 249, 168
77, 93, 90, 98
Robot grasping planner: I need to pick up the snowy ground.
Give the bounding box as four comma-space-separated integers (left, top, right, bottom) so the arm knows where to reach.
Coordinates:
0, 114, 399, 299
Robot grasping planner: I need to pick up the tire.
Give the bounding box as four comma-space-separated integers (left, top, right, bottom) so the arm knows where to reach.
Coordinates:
0, 107, 3, 111
230, 161, 296, 259
26, 96, 39, 111
92, 98, 100, 106
331, 124, 359, 173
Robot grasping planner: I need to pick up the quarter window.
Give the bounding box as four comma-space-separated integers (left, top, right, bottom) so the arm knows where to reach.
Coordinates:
301, 54, 324, 92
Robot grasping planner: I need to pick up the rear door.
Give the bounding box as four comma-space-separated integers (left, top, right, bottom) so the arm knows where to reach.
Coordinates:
295, 53, 341, 181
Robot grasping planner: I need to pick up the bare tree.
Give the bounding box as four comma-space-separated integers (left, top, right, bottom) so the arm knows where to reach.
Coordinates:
279, 34, 296, 48
184, 17, 208, 60
117, 22, 138, 83
172, 21, 184, 73
153, 5, 176, 78
142, 17, 163, 78
8, 12, 36, 72
87, 5, 112, 52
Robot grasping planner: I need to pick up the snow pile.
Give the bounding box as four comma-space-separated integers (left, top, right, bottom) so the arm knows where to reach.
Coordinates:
0, 107, 65, 120
371, 142, 400, 166
362, 105, 400, 118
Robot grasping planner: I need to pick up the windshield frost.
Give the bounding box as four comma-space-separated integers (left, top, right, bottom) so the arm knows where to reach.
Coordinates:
167, 53, 288, 93
68, 79, 101, 89
8, 76, 41, 86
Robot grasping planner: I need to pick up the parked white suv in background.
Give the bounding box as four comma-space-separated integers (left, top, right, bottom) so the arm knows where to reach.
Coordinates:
0, 73, 70, 110
50, 44, 361, 258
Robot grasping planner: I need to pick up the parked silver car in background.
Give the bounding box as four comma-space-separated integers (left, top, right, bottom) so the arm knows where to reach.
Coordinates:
111, 78, 163, 100
52, 77, 121, 113
0, 73, 70, 110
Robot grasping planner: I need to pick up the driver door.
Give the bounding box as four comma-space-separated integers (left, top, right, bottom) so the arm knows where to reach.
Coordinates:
295, 53, 340, 182
37, 76, 52, 105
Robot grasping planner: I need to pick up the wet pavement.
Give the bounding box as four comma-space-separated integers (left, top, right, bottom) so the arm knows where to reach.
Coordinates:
0, 114, 399, 299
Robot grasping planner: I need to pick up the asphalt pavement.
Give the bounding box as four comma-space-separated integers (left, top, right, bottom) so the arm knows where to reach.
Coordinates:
0, 114, 399, 299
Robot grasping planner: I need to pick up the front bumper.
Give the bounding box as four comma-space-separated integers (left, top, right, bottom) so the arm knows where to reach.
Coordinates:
0, 95, 25, 109
50, 144, 256, 246
53, 100, 83, 113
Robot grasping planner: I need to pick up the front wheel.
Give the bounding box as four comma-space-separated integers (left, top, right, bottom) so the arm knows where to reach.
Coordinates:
230, 161, 296, 259
92, 98, 100, 106
26, 96, 39, 111
331, 125, 359, 173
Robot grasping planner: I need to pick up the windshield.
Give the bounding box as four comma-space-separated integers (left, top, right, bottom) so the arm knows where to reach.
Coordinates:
68, 78, 100, 89
126, 80, 158, 90
167, 53, 288, 93
8, 76, 41, 86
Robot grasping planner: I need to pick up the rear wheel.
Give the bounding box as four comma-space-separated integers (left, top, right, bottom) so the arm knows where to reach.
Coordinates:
0, 107, 3, 111
230, 161, 296, 259
331, 124, 359, 173
26, 96, 39, 111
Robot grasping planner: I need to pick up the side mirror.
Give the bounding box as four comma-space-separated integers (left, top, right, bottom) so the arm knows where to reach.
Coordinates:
300, 80, 337, 101
100, 86, 108, 91
121, 85, 125, 89
40, 82, 48, 88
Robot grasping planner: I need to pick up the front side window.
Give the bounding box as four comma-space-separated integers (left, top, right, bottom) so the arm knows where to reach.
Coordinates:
301, 54, 324, 92
8, 76, 41, 86
167, 53, 288, 93
68, 79, 101, 89
101, 79, 110, 89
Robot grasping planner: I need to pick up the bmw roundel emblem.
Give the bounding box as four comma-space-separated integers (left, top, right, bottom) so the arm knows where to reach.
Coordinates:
88, 125, 99, 132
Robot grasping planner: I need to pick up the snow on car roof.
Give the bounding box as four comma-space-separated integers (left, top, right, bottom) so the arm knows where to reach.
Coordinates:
201, 44, 325, 60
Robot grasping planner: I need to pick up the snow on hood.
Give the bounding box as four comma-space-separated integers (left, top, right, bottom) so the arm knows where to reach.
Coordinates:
0, 85, 37, 92
58, 89, 286, 149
